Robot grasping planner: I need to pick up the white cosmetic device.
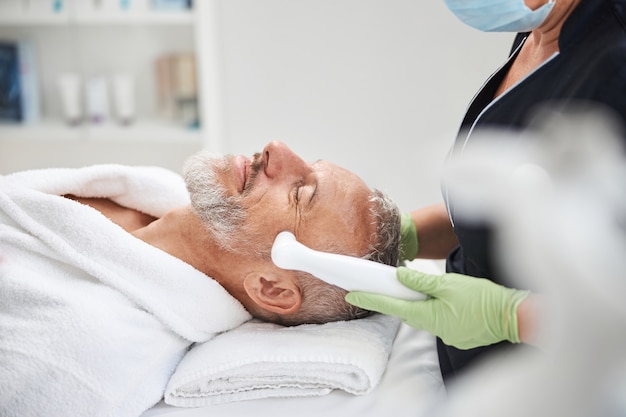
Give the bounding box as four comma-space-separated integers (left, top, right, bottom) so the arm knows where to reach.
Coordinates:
271, 231, 426, 301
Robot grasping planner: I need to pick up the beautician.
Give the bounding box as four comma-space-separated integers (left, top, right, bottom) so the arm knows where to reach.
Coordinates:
346, 0, 626, 382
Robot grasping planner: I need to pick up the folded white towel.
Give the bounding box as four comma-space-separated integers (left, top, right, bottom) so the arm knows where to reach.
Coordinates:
164, 314, 402, 407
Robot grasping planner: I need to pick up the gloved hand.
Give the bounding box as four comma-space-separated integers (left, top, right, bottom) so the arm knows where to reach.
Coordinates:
345, 267, 530, 350
399, 213, 418, 261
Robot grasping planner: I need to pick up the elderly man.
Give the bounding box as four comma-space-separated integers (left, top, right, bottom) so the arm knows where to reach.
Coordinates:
0, 141, 400, 417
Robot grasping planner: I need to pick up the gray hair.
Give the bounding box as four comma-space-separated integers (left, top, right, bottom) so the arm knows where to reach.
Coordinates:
258, 188, 401, 326
183, 152, 246, 252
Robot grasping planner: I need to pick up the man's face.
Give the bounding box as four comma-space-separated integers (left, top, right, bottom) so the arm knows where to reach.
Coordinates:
183, 141, 374, 257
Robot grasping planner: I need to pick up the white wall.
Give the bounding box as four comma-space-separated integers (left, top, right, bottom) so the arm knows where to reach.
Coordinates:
211, 0, 512, 212
1, 1, 513, 213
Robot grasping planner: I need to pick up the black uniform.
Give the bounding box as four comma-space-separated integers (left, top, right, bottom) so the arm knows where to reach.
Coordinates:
440, 0, 626, 382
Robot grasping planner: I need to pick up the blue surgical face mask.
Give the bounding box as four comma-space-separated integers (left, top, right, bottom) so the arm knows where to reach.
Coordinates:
444, 0, 556, 32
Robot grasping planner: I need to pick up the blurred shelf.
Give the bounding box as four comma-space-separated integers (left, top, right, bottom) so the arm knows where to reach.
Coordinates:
0, 9, 194, 26
0, 0, 216, 165
0, 119, 202, 143
70, 11, 194, 25
0, 14, 68, 26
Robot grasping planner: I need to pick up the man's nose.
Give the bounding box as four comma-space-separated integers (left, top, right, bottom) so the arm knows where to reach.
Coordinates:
262, 141, 309, 179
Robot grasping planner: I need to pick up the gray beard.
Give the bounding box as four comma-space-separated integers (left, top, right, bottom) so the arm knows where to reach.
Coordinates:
182, 151, 246, 252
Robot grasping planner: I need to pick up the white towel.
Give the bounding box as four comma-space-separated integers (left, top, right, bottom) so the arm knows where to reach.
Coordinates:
0, 165, 251, 417
164, 314, 401, 407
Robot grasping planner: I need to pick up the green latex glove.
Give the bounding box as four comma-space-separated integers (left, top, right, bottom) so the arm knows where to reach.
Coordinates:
399, 213, 418, 261
346, 267, 530, 350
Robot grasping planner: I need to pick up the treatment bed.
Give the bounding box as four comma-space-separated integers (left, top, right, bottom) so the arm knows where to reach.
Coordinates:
142, 259, 446, 417
143, 323, 444, 417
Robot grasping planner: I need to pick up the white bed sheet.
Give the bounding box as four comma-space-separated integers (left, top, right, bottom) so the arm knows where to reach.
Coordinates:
142, 260, 446, 417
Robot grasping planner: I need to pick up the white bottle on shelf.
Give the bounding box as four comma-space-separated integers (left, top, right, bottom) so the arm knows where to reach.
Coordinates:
85, 75, 110, 124
112, 73, 135, 125
57, 72, 82, 125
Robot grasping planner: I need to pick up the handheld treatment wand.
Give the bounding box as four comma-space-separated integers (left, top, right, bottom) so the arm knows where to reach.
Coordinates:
271, 231, 426, 301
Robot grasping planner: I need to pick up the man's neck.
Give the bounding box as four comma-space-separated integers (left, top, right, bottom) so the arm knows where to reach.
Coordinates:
131, 206, 254, 309
132, 207, 220, 277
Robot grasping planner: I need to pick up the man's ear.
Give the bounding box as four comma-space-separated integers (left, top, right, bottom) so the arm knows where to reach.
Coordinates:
243, 271, 302, 315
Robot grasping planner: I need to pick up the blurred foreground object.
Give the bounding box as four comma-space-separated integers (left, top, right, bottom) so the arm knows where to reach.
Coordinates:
439, 104, 626, 417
